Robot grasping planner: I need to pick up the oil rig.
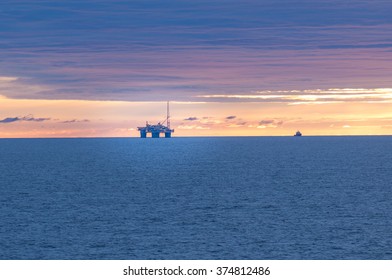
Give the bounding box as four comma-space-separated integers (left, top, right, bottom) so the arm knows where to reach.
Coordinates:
137, 101, 174, 138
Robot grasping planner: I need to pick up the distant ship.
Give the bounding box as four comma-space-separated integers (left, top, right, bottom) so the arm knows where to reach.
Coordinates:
294, 131, 302, 137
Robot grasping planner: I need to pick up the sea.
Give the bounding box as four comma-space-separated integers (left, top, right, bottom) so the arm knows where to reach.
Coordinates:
0, 136, 391, 260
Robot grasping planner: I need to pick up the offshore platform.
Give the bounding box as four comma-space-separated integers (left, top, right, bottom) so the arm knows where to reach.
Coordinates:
137, 102, 174, 138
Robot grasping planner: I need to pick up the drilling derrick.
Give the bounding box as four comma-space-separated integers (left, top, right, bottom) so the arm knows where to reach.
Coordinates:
137, 101, 174, 138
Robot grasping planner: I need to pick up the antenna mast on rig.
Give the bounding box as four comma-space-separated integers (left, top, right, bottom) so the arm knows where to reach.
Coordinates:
167, 101, 170, 129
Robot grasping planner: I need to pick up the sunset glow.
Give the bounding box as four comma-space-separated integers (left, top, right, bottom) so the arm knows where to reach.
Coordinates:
1, 1, 392, 137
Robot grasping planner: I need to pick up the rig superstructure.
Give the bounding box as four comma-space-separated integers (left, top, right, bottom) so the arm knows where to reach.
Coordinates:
137, 102, 174, 138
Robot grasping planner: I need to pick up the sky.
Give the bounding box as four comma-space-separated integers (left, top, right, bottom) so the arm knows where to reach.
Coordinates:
1, 0, 392, 137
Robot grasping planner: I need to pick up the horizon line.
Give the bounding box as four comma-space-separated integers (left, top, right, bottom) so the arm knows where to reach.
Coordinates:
1, 134, 392, 140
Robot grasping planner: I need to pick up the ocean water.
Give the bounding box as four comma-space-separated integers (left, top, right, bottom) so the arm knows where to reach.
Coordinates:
0, 136, 391, 260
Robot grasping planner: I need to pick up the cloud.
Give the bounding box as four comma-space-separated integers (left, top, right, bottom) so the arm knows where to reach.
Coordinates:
0, 1, 391, 102
0, 115, 50, 123
22, 115, 51, 122
177, 125, 210, 130
0, 76, 18, 82
0, 117, 19, 123
227, 122, 247, 128
183, 117, 198, 121
199, 117, 222, 125
226, 115, 236, 120
259, 120, 275, 125
61, 119, 90, 123
258, 119, 283, 128
198, 88, 392, 104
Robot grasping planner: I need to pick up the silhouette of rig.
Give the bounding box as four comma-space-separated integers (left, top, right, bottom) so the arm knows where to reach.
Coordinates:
137, 102, 174, 138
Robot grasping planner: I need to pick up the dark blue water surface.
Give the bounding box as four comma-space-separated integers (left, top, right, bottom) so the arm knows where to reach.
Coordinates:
0, 137, 391, 259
